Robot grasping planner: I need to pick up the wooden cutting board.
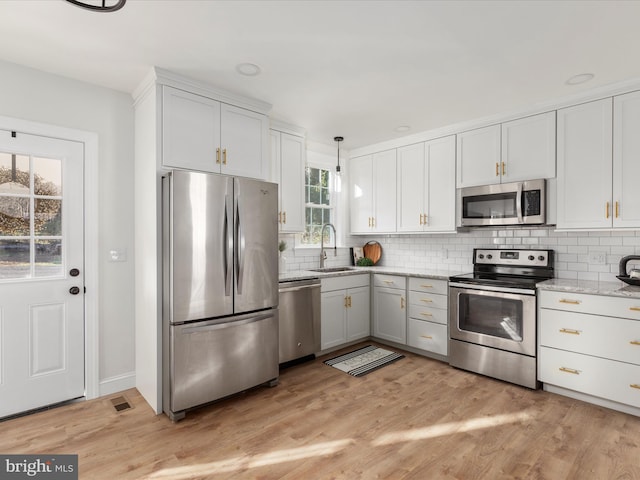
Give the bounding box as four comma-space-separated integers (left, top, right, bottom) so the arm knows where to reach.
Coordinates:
362, 241, 382, 264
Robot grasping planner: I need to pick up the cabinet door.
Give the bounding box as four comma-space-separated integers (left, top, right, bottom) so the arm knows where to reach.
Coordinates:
613, 91, 640, 228
279, 133, 305, 232
557, 98, 613, 229
426, 135, 456, 232
373, 287, 406, 344
220, 104, 268, 179
397, 143, 426, 232
372, 149, 397, 232
269, 130, 281, 184
501, 111, 556, 182
162, 86, 221, 172
321, 290, 347, 350
456, 124, 501, 187
346, 286, 370, 341
350, 155, 373, 233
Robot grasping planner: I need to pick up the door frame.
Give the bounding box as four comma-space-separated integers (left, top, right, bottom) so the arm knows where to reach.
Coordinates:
0, 114, 99, 400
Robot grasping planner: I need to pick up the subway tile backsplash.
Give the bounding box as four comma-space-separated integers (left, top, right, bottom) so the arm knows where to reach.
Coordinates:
280, 227, 640, 283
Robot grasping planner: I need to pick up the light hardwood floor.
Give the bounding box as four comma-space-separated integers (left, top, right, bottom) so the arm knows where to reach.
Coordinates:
2, 343, 640, 479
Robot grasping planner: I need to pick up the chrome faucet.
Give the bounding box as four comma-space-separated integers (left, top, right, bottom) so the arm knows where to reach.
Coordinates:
320, 223, 337, 268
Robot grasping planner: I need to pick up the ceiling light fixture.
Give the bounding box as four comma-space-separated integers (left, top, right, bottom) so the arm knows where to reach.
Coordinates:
64, 0, 126, 12
334, 136, 344, 176
566, 73, 594, 86
236, 63, 262, 77
394, 125, 411, 133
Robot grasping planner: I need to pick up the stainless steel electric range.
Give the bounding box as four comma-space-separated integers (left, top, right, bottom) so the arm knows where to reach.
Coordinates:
448, 248, 554, 389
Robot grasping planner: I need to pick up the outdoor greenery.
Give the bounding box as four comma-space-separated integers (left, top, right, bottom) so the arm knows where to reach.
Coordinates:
302, 166, 333, 245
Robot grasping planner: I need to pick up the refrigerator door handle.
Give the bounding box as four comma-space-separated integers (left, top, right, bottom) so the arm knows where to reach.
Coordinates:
235, 185, 245, 295
224, 193, 233, 297
182, 313, 274, 334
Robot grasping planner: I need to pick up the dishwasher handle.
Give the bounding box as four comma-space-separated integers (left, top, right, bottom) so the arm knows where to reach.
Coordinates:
279, 279, 321, 293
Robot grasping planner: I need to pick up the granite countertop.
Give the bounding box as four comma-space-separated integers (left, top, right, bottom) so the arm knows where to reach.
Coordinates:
537, 278, 640, 299
279, 266, 455, 283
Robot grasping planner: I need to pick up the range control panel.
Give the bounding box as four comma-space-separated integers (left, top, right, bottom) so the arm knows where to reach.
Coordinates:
473, 249, 552, 267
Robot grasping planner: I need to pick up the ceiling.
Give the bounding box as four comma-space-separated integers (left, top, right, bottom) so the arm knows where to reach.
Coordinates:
1, 0, 640, 150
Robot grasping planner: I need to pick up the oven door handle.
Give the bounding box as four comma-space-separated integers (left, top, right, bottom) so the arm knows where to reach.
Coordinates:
516, 182, 524, 223
449, 282, 536, 296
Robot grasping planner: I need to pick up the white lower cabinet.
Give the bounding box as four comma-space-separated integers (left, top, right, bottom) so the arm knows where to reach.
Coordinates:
538, 290, 640, 413
320, 274, 370, 350
373, 274, 407, 344
406, 277, 448, 356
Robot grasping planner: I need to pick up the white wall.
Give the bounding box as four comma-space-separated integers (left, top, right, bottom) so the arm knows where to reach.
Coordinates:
0, 60, 135, 395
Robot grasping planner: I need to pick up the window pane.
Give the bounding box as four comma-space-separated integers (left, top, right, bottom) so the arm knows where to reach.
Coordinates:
320, 187, 330, 205
34, 199, 62, 236
0, 153, 30, 190
0, 197, 30, 236
323, 209, 332, 225
308, 167, 319, 186
34, 157, 62, 196
320, 169, 329, 188
35, 239, 62, 277
0, 239, 30, 279
309, 185, 320, 204
305, 207, 312, 224
311, 207, 323, 225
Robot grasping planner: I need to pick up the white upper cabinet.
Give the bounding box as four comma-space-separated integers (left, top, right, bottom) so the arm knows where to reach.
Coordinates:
350, 149, 396, 234
162, 86, 268, 179
456, 112, 556, 187
270, 129, 305, 233
397, 136, 456, 233
613, 90, 640, 228
556, 98, 613, 229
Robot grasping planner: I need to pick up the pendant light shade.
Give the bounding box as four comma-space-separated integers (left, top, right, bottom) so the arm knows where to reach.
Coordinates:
334, 136, 343, 175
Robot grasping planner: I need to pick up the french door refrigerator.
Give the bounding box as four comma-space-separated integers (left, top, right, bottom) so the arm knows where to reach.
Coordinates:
162, 170, 279, 421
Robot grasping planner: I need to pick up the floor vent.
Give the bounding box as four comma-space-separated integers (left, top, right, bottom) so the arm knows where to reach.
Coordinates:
110, 395, 132, 412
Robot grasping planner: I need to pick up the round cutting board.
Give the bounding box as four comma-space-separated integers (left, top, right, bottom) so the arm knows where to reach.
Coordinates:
363, 241, 382, 265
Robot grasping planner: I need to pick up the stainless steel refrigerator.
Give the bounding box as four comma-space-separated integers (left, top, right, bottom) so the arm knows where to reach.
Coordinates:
162, 170, 279, 421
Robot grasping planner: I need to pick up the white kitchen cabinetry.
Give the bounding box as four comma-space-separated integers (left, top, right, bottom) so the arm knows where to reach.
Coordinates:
613, 90, 640, 227
162, 85, 269, 179
397, 136, 456, 233
538, 290, 640, 414
350, 149, 396, 234
556, 98, 613, 229
372, 274, 406, 344
406, 278, 448, 356
270, 129, 305, 232
320, 274, 370, 350
456, 112, 556, 188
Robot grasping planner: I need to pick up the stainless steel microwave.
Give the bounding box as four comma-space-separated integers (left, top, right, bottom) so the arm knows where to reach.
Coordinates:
457, 179, 546, 227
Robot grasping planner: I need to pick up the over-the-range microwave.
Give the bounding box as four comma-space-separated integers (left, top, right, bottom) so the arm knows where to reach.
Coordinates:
457, 179, 546, 227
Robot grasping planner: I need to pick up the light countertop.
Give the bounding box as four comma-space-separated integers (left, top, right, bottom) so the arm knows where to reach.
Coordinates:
279, 266, 455, 283
537, 278, 640, 299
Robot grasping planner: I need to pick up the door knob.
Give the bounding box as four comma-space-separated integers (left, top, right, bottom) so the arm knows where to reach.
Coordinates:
69, 268, 80, 277
69, 286, 81, 295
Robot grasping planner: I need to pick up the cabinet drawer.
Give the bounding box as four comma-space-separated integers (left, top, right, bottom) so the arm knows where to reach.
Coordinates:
539, 308, 640, 365
408, 291, 447, 310
539, 290, 640, 320
321, 274, 370, 292
374, 274, 406, 289
407, 319, 448, 355
408, 304, 448, 325
539, 346, 640, 409
408, 277, 448, 295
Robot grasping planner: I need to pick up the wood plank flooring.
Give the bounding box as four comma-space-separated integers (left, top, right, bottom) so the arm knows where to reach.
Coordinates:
2, 342, 640, 479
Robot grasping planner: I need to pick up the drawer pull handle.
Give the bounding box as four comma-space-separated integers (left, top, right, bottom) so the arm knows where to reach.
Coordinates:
400, 297, 405, 309
630, 307, 640, 312
559, 367, 580, 375
420, 335, 433, 340
559, 328, 581, 335
420, 284, 433, 288
630, 340, 640, 346
384, 280, 395, 285
631, 384, 640, 390
559, 299, 581, 305
420, 312, 433, 317
420, 299, 433, 303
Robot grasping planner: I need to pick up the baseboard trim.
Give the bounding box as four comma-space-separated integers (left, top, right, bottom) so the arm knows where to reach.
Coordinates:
98, 372, 136, 398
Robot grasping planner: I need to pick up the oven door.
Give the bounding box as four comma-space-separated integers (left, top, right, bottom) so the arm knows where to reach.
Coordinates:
449, 284, 536, 356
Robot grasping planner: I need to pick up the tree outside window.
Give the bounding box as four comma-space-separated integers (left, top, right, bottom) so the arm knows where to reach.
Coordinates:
301, 166, 333, 245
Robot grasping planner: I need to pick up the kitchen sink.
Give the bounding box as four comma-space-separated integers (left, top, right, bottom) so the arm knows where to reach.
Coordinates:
309, 266, 356, 273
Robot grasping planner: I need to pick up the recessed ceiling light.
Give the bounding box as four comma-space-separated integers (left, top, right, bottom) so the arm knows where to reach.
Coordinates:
394, 125, 411, 133
236, 63, 261, 77
566, 73, 594, 86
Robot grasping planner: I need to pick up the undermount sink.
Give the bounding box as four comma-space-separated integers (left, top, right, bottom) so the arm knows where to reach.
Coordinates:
309, 266, 355, 273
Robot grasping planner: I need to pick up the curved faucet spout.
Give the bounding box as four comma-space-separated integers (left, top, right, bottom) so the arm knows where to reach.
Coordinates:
320, 223, 337, 268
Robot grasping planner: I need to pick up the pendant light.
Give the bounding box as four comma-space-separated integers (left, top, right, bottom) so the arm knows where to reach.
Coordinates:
64, 0, 126, 12
334, 136, 343, 175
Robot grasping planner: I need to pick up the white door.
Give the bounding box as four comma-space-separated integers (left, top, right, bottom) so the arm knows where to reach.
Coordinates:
0, 129, 84, 418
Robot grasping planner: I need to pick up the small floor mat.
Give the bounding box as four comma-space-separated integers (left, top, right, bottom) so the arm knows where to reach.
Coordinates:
324, 345, 404, 377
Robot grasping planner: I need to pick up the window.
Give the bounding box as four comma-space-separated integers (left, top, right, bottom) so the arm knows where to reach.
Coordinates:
301, 166, 333, 245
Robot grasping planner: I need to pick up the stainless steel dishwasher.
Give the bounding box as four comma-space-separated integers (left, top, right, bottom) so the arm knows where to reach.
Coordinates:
278, 278, 321, 365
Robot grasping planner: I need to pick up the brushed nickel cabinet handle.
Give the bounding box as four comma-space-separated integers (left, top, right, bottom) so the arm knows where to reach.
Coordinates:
559, 299, 581, 305
559, 328, 581, 335
559, 367, 580, 375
